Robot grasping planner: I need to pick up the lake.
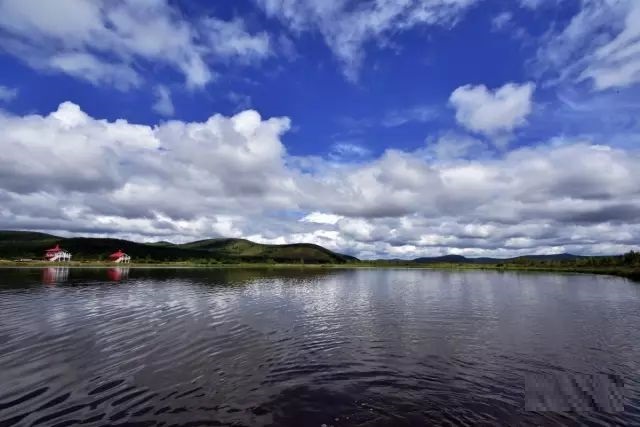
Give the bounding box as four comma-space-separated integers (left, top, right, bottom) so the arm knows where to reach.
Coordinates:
0, 268, 639, 426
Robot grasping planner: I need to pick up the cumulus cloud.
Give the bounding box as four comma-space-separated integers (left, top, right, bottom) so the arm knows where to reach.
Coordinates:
152, 85, 175, 117
0, 102, 292, 211
424, 132, 489, 161
535, 0, 640, 90
1, 102, 639, 258
254, 0, 477, 81
0, 85, 18, 103
449, 82, 535, 143
0, 0, 271, 89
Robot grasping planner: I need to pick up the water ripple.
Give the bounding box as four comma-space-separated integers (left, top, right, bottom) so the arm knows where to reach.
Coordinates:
0, 267, 639, 426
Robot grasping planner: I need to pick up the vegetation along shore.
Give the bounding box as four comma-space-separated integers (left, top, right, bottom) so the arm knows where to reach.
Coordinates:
1, 230, 638, 281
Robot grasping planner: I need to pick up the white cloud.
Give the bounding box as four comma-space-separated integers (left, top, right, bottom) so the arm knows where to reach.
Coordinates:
580, 1, 640, 90
1, 103, 639, 258
0, 0, 101, 42
0, 85, 17, 102
382, 105, 436, 127
49, 52, 141, 90
519, 0, 543, 9
0, 102, 291, 206
424, 132, 489, 161
449, 82, 535, 142
152, 85, 175, 117
0, 0, 272, 89
254, 0, 478, 81
227, 92, 253, 112
203, 18, 271, 62
491, 12, 512, 31
301, 212, 343, 225
329, 142, 371, 160
535, 0, 640, 90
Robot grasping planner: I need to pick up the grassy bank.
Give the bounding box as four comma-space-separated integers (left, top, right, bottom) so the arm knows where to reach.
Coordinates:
0, 260, 341, 269
360, 262, 640, 281
425, 263, 640, 281
1, 259, 638, 281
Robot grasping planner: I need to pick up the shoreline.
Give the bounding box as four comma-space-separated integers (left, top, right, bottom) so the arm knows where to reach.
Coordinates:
1, 261, 638, 281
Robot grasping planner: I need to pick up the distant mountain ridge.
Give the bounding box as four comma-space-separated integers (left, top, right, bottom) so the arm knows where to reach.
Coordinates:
412, 253, 586, 264
0, 231, 357, 264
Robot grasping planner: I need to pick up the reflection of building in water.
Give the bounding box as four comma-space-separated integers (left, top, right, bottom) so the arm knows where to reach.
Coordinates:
44, 244, 72, 262
109, 249, 131, 263
42, 267, 70, 284
107, 267, 130, 281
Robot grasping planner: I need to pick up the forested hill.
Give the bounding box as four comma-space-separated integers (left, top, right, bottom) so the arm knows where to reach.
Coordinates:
0, 231, 358, 264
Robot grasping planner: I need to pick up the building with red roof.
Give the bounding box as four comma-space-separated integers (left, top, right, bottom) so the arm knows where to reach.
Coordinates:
44, 244, 71, 262
109, 249, 131, 263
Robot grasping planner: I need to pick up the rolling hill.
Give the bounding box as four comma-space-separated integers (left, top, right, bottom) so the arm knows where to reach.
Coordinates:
176, 238, 359, 263
0, 231, 358, 264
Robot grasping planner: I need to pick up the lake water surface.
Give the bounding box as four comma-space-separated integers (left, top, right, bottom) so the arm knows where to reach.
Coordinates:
1, 268, 639, 426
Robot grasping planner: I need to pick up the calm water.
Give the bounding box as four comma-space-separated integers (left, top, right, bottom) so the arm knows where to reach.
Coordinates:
1, 268, 639, 426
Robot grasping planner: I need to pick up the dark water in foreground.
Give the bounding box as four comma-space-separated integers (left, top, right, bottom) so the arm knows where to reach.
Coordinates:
1, 268, 639, 426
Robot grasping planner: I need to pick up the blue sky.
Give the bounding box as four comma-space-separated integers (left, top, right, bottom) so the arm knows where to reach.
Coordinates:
1, 0, 640, 258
